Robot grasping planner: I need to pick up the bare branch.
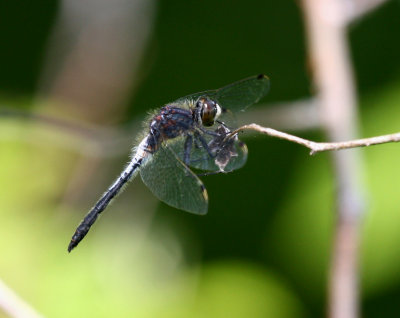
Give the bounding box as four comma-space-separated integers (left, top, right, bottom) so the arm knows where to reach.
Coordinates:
239, 98, 321, 131
230, 123, 400, 155
344, 0, 389, 24
38, 0, 156, 124
0, 106, 139, 157
301, 0, 369, 315
0, 278, 44, 318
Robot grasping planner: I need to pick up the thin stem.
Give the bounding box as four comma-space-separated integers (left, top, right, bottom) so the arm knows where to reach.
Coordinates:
0, 278, 43, 318
230, 123, 400, 154
344, 0, 389, 24
301, 0, 364, 316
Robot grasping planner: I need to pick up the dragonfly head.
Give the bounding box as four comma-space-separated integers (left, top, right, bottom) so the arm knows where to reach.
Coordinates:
196, 97, 222, 127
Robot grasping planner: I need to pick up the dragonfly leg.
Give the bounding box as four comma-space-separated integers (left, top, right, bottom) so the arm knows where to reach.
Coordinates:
193, 137, 202, 149
183, 134, 193, 165
215, 119, 233, 131
197, 125, 220, 137
194, 131, 215, 159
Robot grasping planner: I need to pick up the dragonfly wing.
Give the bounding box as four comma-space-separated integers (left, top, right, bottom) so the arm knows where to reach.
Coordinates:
204, 125, 248, 172
187, 138, 248, 172
169, 74, 269, 113
167, 129, 248, 172
139, 143, 208, 215
214, 74, 270, 112
166, 135, 219, 172
215, 138, 248, 172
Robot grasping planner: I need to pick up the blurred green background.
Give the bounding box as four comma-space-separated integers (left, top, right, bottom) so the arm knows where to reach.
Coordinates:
1, 1, 400, 317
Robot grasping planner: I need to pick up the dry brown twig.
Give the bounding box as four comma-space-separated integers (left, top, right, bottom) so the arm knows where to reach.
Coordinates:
229, 123, 400, 155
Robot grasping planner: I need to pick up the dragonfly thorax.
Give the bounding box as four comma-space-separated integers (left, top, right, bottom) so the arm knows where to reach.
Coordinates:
195, 97, 222, 127
149, 106, 194, 144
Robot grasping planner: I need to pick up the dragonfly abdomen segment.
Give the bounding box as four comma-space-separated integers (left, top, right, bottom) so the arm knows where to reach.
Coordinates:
67, 137, 151, 252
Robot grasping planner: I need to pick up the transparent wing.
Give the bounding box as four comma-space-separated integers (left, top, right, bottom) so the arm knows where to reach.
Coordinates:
171, 74, 270, 112
213, 74, 270, 112
167, 127, 248, 172
187, 138, 248, 172
215, 138, 248, 172
139, 144, 208, 215
166, 135, 218, 171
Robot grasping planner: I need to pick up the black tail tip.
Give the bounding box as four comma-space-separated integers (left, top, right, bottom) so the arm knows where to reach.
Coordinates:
67, 240, 76, 253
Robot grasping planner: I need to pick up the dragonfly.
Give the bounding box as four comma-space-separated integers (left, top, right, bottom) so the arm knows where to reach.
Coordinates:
68, 74, 270, 252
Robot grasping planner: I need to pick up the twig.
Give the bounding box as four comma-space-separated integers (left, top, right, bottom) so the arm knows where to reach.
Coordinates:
302, 0, 366, 317
230, 123, 400, 154
239, 98, 321, 131
0, 106, 139, 157
344, 0, 389, 24
38, 0, 156, 124
0, 278, 44, 318
0, 107, 113, 142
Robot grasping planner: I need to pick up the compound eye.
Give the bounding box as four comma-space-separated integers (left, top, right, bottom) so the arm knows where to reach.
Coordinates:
198, 98, 220, 127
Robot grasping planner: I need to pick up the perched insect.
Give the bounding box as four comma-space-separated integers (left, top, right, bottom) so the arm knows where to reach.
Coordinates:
68, 74, 270, 252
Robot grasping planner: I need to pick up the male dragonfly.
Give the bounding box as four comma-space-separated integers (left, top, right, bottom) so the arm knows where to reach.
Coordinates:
68, 74, 270, 252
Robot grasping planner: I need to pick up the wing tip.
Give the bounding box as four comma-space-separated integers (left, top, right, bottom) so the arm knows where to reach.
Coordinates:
198, 208, 208, 215
256, 74, 271, 96
198, 184, 209, 215
67, 240, 76, 253
257, 73, 269, 81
